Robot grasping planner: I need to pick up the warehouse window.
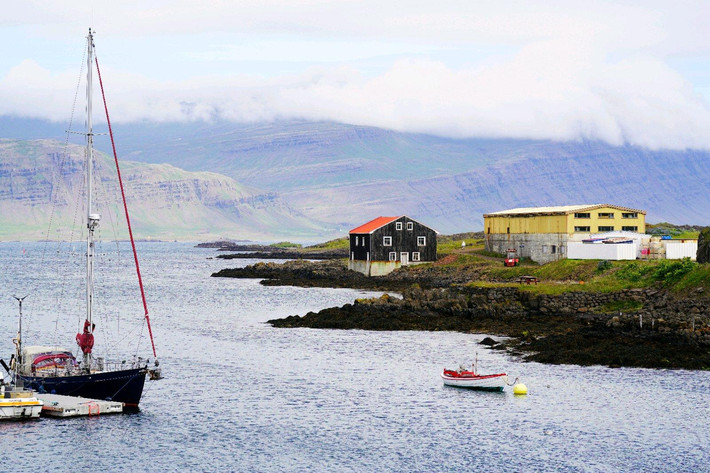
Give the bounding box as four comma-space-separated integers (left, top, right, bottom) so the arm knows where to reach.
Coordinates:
383, 236, 392, 246
598, 226, 614, 232
417, 236, 426, 246
574, 226, 591, 232
407, 222, 413, 230
396, 222, 402, 230
622, 213, 638, 219
389, 252, 397, 261
622, 226, 638, 232
574, 213, 591, 219
412, 252, 421, 262
598, 212, 615, 218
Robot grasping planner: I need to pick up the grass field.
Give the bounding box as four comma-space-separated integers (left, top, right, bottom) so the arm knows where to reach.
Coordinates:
434, 234, 708, 297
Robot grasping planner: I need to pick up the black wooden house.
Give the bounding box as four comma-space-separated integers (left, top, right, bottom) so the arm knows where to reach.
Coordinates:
348, 216, 438, 276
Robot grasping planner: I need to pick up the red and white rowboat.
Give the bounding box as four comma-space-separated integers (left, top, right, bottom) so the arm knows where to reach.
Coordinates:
441, 368, 508, 391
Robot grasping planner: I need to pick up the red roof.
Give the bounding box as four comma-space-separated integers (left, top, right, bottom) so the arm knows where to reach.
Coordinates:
349, 216, 400, 234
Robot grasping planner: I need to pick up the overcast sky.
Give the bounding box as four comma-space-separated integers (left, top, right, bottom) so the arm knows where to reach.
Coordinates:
2, 0, 709, 149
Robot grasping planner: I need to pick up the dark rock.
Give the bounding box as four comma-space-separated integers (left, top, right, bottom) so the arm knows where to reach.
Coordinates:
697, 227, 710, 263
220, 258, 710, 370
479, 337, 498, 346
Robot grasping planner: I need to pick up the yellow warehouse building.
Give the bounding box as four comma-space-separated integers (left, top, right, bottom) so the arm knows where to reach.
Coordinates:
484, 204, 646, 263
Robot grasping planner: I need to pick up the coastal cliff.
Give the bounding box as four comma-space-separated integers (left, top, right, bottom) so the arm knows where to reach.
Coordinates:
0, 139, 329, 240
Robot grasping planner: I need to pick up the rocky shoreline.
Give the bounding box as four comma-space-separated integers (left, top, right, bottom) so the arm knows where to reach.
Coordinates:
215, 250, 347, 260
198, 241, 348, 260
212, 259, 710, 370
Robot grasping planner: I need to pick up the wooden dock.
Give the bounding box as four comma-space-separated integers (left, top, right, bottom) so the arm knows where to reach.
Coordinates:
35, 393, 124, 417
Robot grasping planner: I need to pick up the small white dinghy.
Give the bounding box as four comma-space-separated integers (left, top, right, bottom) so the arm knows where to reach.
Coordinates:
441, 367, 508, 392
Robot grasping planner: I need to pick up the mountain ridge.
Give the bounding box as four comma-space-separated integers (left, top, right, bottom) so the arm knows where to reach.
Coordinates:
1, 118, 709, 238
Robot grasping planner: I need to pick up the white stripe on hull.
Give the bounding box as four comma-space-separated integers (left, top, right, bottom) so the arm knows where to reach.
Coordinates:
441, 373, 507, 390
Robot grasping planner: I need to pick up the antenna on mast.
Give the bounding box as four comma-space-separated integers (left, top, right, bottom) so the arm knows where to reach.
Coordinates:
12, 295, 29, 386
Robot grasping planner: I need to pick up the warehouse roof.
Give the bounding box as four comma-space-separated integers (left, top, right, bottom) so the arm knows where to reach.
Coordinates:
484, 204, 646, 218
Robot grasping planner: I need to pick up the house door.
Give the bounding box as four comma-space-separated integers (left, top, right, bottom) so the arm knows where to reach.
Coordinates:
400, 252, 409, 265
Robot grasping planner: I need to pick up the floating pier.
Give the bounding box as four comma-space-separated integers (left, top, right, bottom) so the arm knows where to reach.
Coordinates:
35, 393, 123, 417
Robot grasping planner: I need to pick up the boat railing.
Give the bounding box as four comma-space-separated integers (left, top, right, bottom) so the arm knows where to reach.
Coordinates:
28, 357, 147, 377
95, 358, 148, 372
90, 357, 148, 373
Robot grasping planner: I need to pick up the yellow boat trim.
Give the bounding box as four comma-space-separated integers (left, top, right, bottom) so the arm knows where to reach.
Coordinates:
0, 401, 43, 407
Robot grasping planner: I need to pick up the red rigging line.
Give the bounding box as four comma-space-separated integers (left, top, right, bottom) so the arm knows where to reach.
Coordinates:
94, 54, 157, 360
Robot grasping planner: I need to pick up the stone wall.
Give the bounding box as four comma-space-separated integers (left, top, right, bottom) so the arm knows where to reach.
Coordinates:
400, 285, 710, 346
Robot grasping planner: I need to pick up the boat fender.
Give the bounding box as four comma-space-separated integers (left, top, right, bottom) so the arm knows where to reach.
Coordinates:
513, 383, 528, 395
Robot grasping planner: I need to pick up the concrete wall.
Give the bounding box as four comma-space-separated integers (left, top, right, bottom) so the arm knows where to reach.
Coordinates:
485, 233, 568, 264
349, 260, 401, 276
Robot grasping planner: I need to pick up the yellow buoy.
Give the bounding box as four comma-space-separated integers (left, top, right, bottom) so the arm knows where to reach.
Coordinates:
513, 383, 528, 395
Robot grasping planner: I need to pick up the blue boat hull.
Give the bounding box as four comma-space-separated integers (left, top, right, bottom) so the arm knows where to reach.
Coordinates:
19, 367, 148, 406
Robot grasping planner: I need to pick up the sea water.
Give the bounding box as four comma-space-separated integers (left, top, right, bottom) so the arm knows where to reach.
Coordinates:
0, 242, 708, 472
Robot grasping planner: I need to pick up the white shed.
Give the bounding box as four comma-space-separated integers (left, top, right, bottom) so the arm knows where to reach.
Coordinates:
664, 240, 698, 260
567, 241, 638, 260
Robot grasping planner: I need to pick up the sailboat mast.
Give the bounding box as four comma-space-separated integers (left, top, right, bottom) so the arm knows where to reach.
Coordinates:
85, 28, 99, 370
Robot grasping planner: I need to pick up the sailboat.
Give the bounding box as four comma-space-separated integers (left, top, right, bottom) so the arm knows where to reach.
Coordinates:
12, 29, 161, 407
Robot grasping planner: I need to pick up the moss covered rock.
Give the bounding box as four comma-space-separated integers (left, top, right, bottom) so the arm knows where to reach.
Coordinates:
698, 228, 710, 264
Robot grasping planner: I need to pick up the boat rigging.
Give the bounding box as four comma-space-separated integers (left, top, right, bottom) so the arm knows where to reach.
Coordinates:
11, 28, 162, 407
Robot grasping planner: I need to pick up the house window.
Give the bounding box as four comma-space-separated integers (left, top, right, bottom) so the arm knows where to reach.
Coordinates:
574, 226, 591, 232
598, 226, 614, 232
389, 252, 397, 261
407, 222, 413, 230
354, 236, 359, 245
383, 236, 392, 246
598, 212, 614, 219
417, 236, 426, 246
622, 226, 638, 232
574, 213, 591, 219
551, 245, 556, 254
622, 213, 638, 219
396, 222, 402, 230
412, 252, 421, 262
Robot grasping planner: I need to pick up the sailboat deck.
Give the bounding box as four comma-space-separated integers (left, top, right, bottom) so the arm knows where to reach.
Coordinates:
36, 393, 124, 417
